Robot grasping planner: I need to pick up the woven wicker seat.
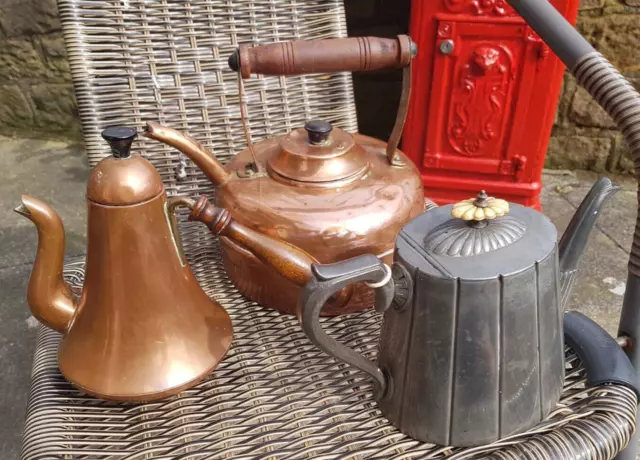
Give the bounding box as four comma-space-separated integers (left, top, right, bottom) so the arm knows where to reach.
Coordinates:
20, 0, 637, 458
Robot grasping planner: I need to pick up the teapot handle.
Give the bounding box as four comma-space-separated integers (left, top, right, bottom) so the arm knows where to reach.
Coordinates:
300, 254, 395, 400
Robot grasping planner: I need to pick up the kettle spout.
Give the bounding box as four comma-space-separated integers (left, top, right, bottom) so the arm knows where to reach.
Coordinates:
143, 121, 231, 186
558, 178, 619, 307
14, 195, 77, 333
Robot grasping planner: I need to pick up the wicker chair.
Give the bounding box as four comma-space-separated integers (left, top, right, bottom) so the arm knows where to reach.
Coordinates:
20, 0, 637, 459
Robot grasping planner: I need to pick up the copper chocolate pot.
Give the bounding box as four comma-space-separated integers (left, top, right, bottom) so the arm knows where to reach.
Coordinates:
144, 35, 426, 316
14, 127, 233, 402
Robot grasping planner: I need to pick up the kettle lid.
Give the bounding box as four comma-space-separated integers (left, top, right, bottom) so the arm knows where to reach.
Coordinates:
398, 191, 558, 280
87, 126, 164, 205
266, 119, 370, 186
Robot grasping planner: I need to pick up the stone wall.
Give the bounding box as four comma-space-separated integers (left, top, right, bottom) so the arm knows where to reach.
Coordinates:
0, 0, 638, 174
0, 0, 80, 139
549, 0, 640, 174
344, 0, 640, 175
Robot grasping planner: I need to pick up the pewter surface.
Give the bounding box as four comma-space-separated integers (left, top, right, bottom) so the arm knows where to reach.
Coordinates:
424, 216, 527, 257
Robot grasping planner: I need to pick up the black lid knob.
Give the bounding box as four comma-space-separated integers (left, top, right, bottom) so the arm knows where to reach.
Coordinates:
304, 120, 333, 145
101, 126, 137, 159
228, 49, 240, 72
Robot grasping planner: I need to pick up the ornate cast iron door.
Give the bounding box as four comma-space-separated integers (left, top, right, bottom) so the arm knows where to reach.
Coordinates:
425, 21, 540, 180
403, 0, 581, 210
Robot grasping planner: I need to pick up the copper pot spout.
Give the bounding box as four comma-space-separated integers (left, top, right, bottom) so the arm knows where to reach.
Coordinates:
143, 121, 231, 186
14, 195, 76, 333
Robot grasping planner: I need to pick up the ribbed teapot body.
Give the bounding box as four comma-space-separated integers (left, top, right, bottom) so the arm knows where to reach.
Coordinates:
376, 204, 564, 447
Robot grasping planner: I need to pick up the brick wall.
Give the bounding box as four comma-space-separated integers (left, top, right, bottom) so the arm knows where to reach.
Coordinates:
0, 0, 79, 139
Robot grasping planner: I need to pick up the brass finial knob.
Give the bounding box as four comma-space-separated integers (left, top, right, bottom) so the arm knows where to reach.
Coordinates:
451, 190, 509, 223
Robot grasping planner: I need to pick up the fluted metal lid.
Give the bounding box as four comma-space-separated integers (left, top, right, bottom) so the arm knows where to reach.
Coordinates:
397, 192, 557, 280
424, 191, 526, 257
423, 216, 527, 257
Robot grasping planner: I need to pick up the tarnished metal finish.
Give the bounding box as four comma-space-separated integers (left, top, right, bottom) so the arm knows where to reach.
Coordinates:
16, 127, 234, 402
188, 196, 355, 314
296, 181, 619, 448
557, 178, 619, 305
267, 125, 369, 185
21, 252, 637, 459
387, 64, 413, 165
86, 127, 166, 206
424, 197, 439, 211
143, 30, 424, 317
424, 216, 527, 257
86, 154, 165, 205
148, 121, 425, 316
216, 133, 424, 316
13, 197, 76, 334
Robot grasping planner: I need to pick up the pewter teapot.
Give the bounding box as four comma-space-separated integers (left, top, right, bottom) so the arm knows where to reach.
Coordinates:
298, 180, 618, 447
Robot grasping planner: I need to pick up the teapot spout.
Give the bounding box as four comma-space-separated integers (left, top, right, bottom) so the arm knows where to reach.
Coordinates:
558, 178, 619, 307
14, 195, 77, 333
143, 121, 231, 186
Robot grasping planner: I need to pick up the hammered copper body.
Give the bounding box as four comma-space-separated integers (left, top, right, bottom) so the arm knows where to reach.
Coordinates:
145, 123, 424, 316
218, 133, 424, 316
15, 127, 233, 401
144, 35, 424, 316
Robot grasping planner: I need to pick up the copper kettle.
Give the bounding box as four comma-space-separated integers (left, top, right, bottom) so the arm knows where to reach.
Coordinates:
144, 35, 426, 316
14, 127, 233, 402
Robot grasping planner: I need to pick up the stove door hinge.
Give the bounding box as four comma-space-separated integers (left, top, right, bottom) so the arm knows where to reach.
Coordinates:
500, 155, 527, 181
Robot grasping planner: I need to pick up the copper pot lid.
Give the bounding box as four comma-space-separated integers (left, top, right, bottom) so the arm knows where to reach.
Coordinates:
267, 120, 370, 186
87, 126, 164, 206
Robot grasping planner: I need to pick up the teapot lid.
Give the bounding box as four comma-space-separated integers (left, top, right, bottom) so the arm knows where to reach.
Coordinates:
425, 191, 526, 257
397, 191, 558, 280
266, 119, 370, 186
87, 126, 164, 206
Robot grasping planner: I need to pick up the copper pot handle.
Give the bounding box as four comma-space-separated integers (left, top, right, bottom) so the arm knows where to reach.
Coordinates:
187, 196, 354, 310
229, 35, 416, 167
165, 196, 197, 267
229, 35, 416, 79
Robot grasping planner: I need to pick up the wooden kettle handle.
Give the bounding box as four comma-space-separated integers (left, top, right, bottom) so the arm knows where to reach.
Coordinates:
230, 35, 416, 79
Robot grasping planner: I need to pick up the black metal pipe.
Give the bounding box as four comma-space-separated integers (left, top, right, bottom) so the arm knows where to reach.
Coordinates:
565, 312, 638, 395
506, 1, 640, 458
507, 0, 594, 69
